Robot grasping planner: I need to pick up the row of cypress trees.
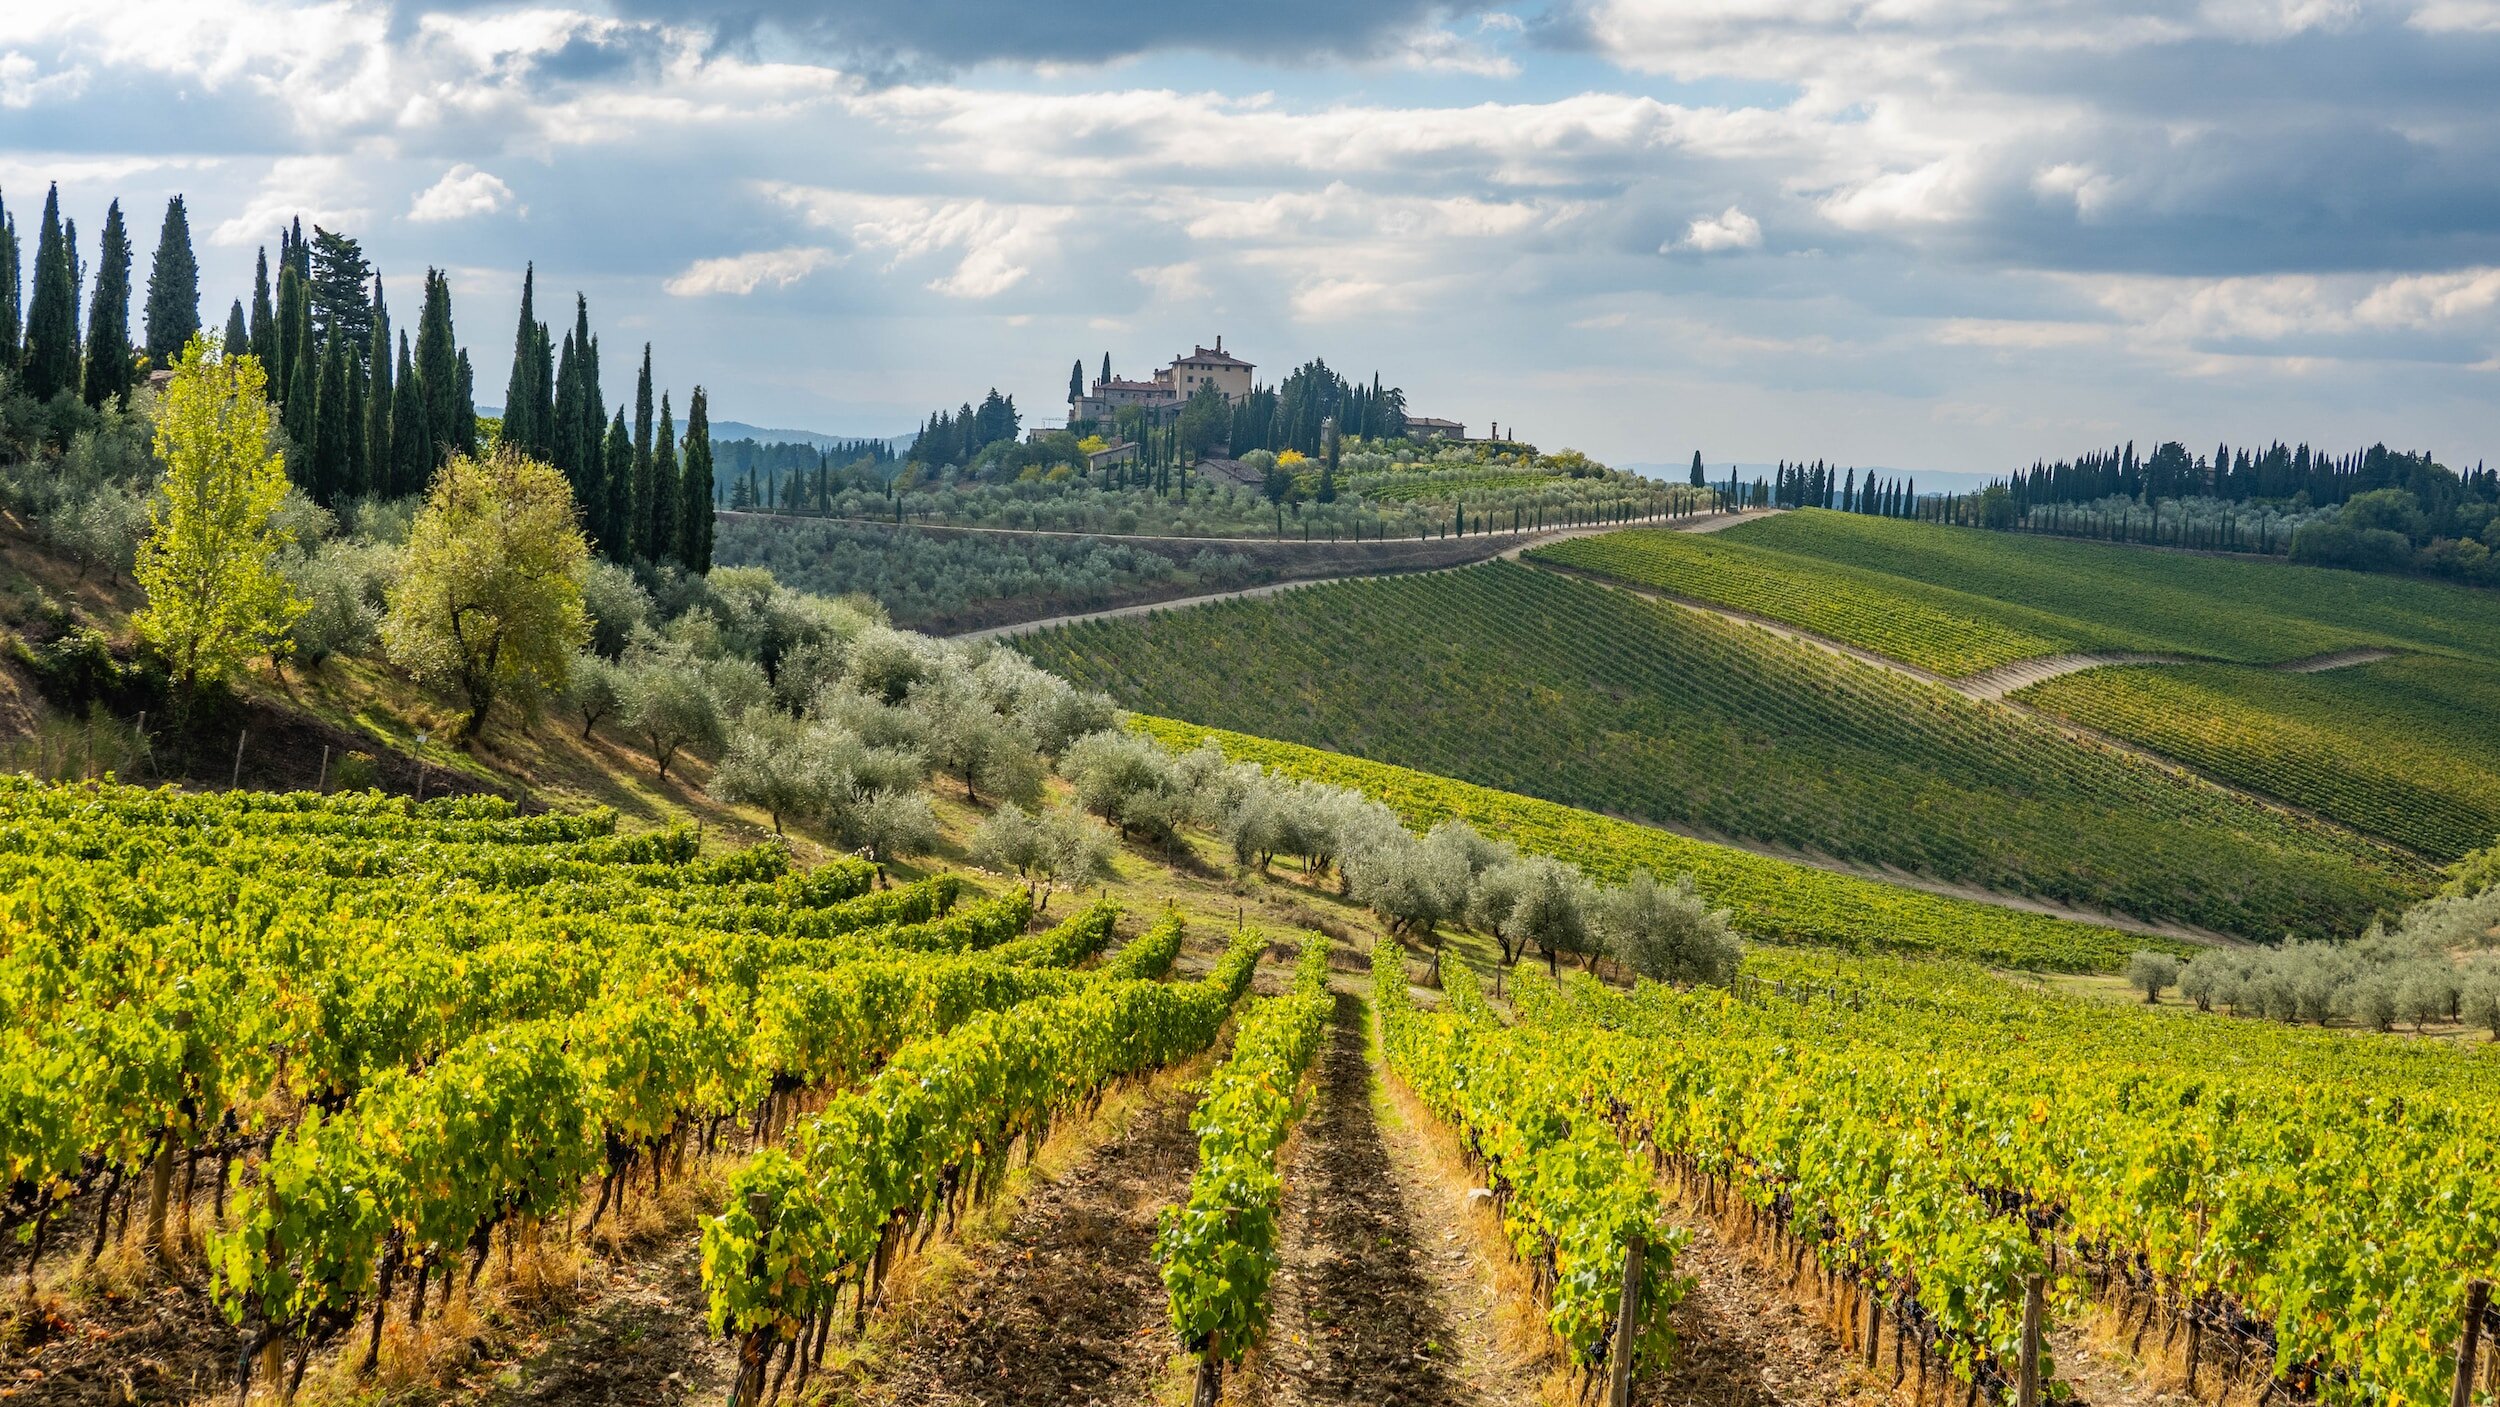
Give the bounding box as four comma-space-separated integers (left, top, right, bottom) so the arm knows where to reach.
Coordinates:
0, 184, 717, 573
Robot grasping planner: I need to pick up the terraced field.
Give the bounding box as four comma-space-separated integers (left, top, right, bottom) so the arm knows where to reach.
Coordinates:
1026, 562, 2430, 941
2018, 653, 2500, 861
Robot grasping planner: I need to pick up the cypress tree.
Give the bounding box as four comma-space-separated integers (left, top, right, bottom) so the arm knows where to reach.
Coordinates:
1099, 351, 1110, 383
390, 331, 430, 493
602, 408, 633, 561
312, 324, 351, 506
529, 319, 555, 456
22, 185, 80, 402
276, 250, 306, 400
1689, 450, 1705, 488
221, 298, 247, 357
453, 349, 476, 455
503, 264, 540, 452
632, 344, 655, 560
552, 330, 582, 493
649, 392, 678, 565
366, 277, 392, 492
247, 247, 276, 371
678, 386, 714, 573
306, 227, 372, 360
413, 268, 461, 458
1068, 358, 1083, 406
81, 199, 134, 408
141, 195, 200, 368
0, 190, 18, 371
283, 294, 316, 468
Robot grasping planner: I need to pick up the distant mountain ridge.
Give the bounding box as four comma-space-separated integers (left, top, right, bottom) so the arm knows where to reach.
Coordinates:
710, 420, 915, 452
1623, 461, 2001, 495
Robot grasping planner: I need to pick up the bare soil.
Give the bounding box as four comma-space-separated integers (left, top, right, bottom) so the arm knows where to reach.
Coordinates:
0, 1258, 238, 1406
1634, 1211, 1888, 1407
862, 1075, 1206, 1407
1257, 990, 1527, 1407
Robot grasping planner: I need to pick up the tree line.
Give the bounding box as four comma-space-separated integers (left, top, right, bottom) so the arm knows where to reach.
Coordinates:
0, 183, 723, 575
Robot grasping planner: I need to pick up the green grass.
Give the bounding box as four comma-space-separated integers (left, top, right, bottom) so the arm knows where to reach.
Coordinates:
1134, 717, 2177, 971
1023, 562, 2430, 942
1665, 510, 2500, 665
2018, 654, 2500, 862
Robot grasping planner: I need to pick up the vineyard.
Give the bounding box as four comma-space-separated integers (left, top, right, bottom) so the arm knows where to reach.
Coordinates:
1137, 717, 2174, 971
0, 775, 1290, 1404
1486, 950, 2500, 1407
2019, 654, 2500, 862
1025, 562, 2430, 941
1618, 511, 2500, 666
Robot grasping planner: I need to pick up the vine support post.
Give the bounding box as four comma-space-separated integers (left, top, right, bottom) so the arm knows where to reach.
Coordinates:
2457, 1278, 2491, 1407
1606, 1234, 1645, 1407
1192, 1346, 1221, 1407
1863, 1283, 1881, 1369
2018, 1274, 2044, 1407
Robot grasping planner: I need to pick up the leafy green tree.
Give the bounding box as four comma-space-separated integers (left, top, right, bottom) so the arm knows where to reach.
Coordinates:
141, 196, 200, 369
1178, 383, 1228, 459
281, 294, 315, 461
311, 326, 352, 505
560, 650, 624, 740
678, 387, 715, 572
382, 448, 590, 735
132, 338, 305, 695
22, 186, 80, 402
619, 646, 720, 780
306, 227, 373, 369
1595, 872, 1738, 987
2126, 951, 2182, 1004
275, 235, 306, 399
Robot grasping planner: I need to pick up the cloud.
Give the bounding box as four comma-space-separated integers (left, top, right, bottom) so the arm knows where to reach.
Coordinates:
1671, 205, 1761, 253
207, 154, 369, 246
407, 163, 515, 221
663, 245, 838, 295
767, 185, 1076, 298
0, 52, 89, 109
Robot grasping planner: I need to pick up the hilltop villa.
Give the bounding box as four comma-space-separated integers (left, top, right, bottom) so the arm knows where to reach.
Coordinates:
1070, 339, 1256, 423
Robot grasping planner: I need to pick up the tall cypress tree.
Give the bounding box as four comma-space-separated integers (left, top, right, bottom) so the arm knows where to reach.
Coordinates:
141, 195, 200, 368
632, 344, 655, 560
453, 349, 477, 456
283, 293, 316, 466
81, 199, 134, 408
275, 256, 306, 404
574, 298, 602, 512
312, 324, 351, 505
0, 190, 18, 372
529, 319, 555, 456
678, 386, 714, 573
221, 298, 247, 356
1068, 359, 1083, 406
1688, 450, 1705, 488
552, 330, 582, 496
306, 227, 372, 363
366, 277, 392, 492
602, 409, 633, 562
248, 247, 276, 371
503, 264, 540, 452
413, 269, 461, 459
390, 331, 430, 494
22, 185, 80, 402
649, 392, 678, 566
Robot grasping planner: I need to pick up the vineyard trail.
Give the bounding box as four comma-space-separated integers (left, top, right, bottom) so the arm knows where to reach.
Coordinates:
952, 509, 1761, 643
865, 1071, 1207, 1406
1260, 988, 1525, 1407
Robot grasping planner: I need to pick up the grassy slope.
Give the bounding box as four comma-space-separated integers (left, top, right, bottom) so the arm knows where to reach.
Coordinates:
1137, 716, 2177, 972
1647, 511, 2500, 664
2017, 654, 2500, 862
1027, 562, 2425, 941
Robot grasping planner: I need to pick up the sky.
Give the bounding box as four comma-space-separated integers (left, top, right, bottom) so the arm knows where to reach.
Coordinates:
4, 1, 2499, 474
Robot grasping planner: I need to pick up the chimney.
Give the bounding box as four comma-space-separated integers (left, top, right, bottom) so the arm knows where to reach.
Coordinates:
1215, 335, 1222, 353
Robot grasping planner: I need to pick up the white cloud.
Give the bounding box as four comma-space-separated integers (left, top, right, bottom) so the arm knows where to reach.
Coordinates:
663, 246, 837, 296
2408, 0, 2500, 28
1671, 205, 1763, 253
1930, 318, 2113, 349
208, 154, 369, 246
0, 52, 88, 108
407, 164, 515, 222
767, 186, 1075, 299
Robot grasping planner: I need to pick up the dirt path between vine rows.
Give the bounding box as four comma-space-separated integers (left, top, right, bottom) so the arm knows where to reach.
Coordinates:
1255, 989, 1529, 1407
863, 1076, 1205, 1407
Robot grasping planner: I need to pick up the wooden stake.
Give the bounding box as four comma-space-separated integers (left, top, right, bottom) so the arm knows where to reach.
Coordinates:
1607, 1235, 1645, 1407
2018, 1274, 2044, 1407
1865, 1284, 1882, 1369
316, 745, 329, 792
230, 729, 248, 789
2457, 1279, 2491, 1407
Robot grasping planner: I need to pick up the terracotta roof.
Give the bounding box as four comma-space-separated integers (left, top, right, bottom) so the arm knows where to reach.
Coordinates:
1177, 345, 1253, 369
1406, 416, 1463, 429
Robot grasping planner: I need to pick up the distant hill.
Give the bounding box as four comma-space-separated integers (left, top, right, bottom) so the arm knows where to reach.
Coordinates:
711, 420, 914, 453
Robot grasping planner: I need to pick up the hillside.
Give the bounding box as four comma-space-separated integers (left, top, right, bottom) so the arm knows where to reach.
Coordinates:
1532, 512, 2500, 862
1023, 560, 2430, 940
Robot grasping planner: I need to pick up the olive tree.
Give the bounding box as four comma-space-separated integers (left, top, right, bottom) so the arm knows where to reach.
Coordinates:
1597, 872, 1740, 988
2125, 951, 2182, 1004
